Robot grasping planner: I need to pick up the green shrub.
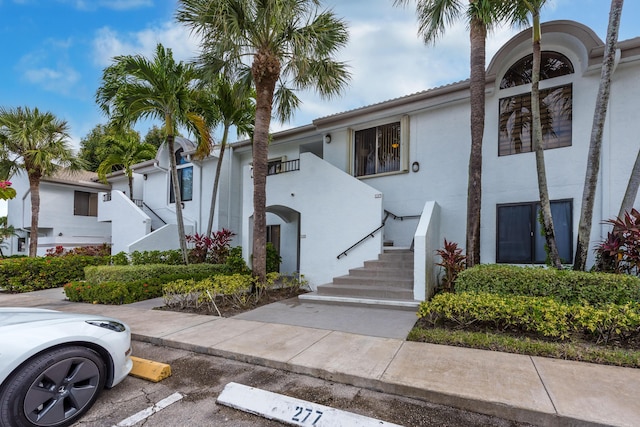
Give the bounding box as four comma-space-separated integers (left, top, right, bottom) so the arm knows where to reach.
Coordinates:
163, 272, 281, 315
418, 292, 640, 345
110, 252, 130, 265
572, 302, 640, 345
84, 263, 229, 284
456, 264, 640, 306
0, 255, 110, 293
64, 278, 164, 304
225, 246, 250, 274
419, 292, 573, 339
130, 249, 184, 265
266, 242, 282, 273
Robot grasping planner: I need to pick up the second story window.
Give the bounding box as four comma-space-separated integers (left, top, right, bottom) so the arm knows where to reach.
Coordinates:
74, 191, 98, 216
354, 121, 401, 177
170, 148, 193, 203
498, 51, 574, 156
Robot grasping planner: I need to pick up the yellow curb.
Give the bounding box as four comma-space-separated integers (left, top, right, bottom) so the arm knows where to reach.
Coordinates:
129, 356, 172, 382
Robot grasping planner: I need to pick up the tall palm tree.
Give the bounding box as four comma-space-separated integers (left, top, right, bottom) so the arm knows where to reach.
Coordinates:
393, 0, 510, 267
0, 107, 83, 257
195, 74, 255, 237
502, 0, 563, 268
96, 43, 211, 264
177, 0, 351, 283
96, 127, 157, 200
574, 0, 624, 270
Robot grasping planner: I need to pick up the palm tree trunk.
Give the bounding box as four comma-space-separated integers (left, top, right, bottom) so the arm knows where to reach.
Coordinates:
531, 11, 562, 269
28, 175, 41, 257
574, 0, 623, 270
128, 175, 134, 201
618, 147, 640, 219
167, 133, 189, 264
206, 124, 229, 237
466, 14, 486, 267
251, 50, 280, 285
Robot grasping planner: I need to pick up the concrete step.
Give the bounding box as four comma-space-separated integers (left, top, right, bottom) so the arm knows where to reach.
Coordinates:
331, 275, 414, 289
348, 267, 413, 279
298, 292, 420, 311
363, 259, 414, 269
316, 283, 414, 300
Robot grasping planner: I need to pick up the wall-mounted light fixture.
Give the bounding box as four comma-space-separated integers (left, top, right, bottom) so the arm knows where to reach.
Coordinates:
324, 134, 332, 144
143, 174, 148, 180
412, 161, 420, 173
58, 232, 63, 236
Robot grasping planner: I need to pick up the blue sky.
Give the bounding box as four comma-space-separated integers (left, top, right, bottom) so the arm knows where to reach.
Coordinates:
1, 0, 639, 215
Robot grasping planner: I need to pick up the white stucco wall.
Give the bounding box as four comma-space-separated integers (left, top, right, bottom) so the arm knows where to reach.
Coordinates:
98, 190, 151, 254
241, 152, 383, 289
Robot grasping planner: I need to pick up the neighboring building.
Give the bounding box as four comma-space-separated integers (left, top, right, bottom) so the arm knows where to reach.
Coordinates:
5, 169, 111, 256
6, 21, 640, 304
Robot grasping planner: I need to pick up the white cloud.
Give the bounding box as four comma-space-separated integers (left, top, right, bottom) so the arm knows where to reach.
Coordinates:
16, 40, 82, 96
58, 0, 153, 11
92, 21, 200, 67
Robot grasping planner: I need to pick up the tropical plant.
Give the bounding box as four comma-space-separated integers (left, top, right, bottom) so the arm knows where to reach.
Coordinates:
0, 180, 16, 201
394, 0, 513, 267
177, 0, 351, 283
96, 127, 156, 200
185, 228, 236, 264
574, 0, 624, 270
197, 74, 255, 238
96, 43, 212, 264
435, 239, 467, 293
0, 106, 84, 257
0, 216, 15, 258
595, 208, 640, 275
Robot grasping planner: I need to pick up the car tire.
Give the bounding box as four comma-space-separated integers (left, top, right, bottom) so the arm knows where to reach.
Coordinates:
0, 346, 106, 427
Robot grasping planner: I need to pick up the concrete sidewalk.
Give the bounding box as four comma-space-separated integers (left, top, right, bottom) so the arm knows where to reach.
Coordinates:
1, 288, 639, 426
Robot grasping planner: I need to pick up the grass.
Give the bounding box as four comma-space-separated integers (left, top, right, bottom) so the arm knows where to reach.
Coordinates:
407, 324, 640, 368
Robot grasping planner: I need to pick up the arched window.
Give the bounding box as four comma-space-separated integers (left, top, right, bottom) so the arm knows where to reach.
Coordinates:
498, 51, 574, 156
500, 51, 574, 89
169, 148, 193, 202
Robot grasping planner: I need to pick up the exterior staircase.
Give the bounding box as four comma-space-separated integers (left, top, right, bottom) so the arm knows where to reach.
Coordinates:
298, 248, 420, 310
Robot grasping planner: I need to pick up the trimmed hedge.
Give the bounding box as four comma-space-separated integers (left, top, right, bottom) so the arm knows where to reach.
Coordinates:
419, 292, 640, 345
456, 264, 640, 306
64, 278, 165, 304
84, 263, 229, 284
0, 256, 110, 293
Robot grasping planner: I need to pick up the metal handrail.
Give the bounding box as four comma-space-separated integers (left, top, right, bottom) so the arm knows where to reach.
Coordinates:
336, 210, 420, 259
140, 202, 167, 225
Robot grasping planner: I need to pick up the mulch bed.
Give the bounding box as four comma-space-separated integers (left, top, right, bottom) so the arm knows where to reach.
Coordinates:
157, 287, 309, 318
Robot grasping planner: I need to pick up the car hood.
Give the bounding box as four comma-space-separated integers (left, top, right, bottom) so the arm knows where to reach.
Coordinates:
0, 308, 107, 327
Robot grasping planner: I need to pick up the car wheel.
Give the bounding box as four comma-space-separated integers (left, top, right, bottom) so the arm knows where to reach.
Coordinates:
0, 346, 106, 427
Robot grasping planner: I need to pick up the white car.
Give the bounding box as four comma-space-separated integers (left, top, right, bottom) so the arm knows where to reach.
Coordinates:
0, 308, 133, 427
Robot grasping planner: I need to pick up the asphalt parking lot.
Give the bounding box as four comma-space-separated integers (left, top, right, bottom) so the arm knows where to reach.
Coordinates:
75, 341, 534, 427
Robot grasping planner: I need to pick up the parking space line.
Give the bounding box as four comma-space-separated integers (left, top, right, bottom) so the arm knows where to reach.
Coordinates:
112, 392, 184, 427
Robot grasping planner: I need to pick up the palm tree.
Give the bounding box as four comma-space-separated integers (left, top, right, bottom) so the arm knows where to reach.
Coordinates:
177, 0, 350, 283
96, 127, 157, 200
96, 43, 211, 264
574, 0, 624, 270
393, 0, 511, 267
196, 74, 255, 237
0, 107, 83, 257
502, 0, 563, 268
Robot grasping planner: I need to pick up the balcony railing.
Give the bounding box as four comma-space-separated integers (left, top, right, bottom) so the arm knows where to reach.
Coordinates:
267, 159, 300, 176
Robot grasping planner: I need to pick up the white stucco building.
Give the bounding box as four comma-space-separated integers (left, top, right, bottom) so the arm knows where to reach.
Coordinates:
6, 21, 640, 304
